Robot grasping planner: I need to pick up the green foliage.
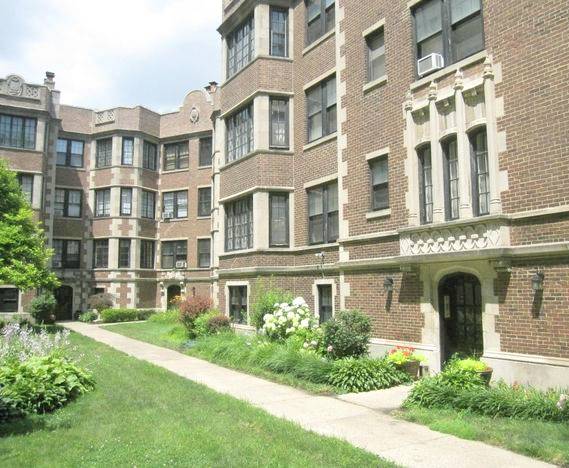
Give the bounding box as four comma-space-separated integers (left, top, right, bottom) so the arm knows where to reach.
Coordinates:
194, 310, 219, 337
78, 311, 97, 323
148, 310, 179, 324
250, 281, 293, 330
27, 293, 57, 324
0, 354, 94, 414
285, 327, 325, 354
0, 396, 22, 423
404, 365, 569, 422
205, 314, 231, 335
328, 357, 412, 393
87, 293, 114, 311
178, 295, 213, 337
0, 161, 59, 290
450, 356, 490, 372
100, 308, 155, 323
322, 310, 371, 359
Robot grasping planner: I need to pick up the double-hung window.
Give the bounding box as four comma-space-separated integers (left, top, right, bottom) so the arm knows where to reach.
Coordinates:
270, 98, 289, 148
471, 128, 489, 216
163, 142, 189, 171
225, 197, 253, 252
141, 190, 155, 219
93, 239, 109, 268
308, 182, 338, 244
226, 105, 254, 163
270, 7, 288, 57
199, 137, 213, 167
198, 239, 211, 268
121, 137, 134, 165
57, 138, 84, 167
0, 114, 36, 149
161, 240, 187, 269
413, 0, 483, 73
229, 286, 248, 324
198, 187, 212, 217
120, 188, 132, 216
143, 141, 158, 170
18, 174, 34, 204
96, 138, 113, 167
269, 193, 289, 247
318, 284, 333, 323
55, 188, 82, 218
95, 189, 111, 217
418, 146, 433, 224
53, 240, 80, 269
140, 240, 155, 269
370, 156, 389, 211
306, 76, 336, 143
306, 0, 335, 46
443, 137, 460, 220
118, 239, 131, 268
227, 15, 255, 78
366, 29, 386, 82
163, 191, 188, 219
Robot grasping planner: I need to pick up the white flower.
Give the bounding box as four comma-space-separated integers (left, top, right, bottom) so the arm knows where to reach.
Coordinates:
303, 342, 309, 349
292, 297, 306, 307
311, 340, 317, 346
557, 394, 568, 411
300, 318, 310, 328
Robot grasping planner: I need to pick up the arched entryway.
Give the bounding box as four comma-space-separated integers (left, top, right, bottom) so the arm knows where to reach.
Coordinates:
438, 273, 483, 363
166, 285, 181, 309
54, 285, 73, 321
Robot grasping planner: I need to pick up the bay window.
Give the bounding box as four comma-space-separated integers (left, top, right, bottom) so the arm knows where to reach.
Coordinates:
269, 193, 289, 247
226, 105, 253, 163
225, 197, 253, 252
270, 7, 288, 57
95, 189, 111, 217
96, 138, 112, 167
270, 98, 289, 149
227, 15, 255, 78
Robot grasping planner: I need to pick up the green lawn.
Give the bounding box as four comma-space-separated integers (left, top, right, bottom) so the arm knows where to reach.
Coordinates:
398, 407, 569, 466
104, 321, 337, 394
0, 333, 392, 467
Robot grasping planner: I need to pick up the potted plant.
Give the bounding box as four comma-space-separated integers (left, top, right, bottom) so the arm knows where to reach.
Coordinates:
455, 357, 493, 385
386, 346, 426, 379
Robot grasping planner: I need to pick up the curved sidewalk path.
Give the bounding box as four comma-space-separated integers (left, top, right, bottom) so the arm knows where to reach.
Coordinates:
64, 322, 552, 468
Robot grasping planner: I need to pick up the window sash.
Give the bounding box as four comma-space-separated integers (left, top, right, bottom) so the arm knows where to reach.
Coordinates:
227, 16, 255, 78
269, 193, 289, 247
163, 191, 188, 219
307, 76, 336, 143
318, 285, 333, 323
270, 7, 288, 57
18, 174, 34, 204
0, 114, 36, 149
93, 240, 109, 268
96, 138, 113, 167
55, 189, 81, 218
198, 187, 212, 217
471, 128, 490, 216
197, 239, 211, 268
270, 98, 289, 148
225, 197, 253, 252
370, 157, 389, 211
161, 241, 187, 269
53, 239, 80, 269
121, 137, 134, 165
143, 141, 158, 170
229, 286, 247, 324
443, 138, 460, 220
163, 142, 189, 171
308, 182, 338, 244
120, 188, 132, 216
57, 138, 84, 167
140, 241, 155, 269
118, 239, 131, 268
418, 146, 433, 224
95, 189, 111, 217
199, 137, 213, 167
367, 30, 386, 82
306, 0, 335, 46
141, 190, 155, 219
226, 105, 254, 163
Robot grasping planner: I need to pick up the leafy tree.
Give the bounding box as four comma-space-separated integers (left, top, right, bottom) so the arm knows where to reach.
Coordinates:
0, 161, 59, 290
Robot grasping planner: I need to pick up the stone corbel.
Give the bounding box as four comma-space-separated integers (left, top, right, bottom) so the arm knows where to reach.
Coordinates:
491, 259, 511, 273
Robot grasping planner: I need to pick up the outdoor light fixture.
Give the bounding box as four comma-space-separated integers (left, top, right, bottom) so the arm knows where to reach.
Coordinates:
531, 272, 544, 292
383, 277, 394, 293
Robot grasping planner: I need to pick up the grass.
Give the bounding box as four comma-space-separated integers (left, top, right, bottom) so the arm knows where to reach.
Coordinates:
104, 320, 339, 394
398, 407, 569, 466
0, 333, 394, 467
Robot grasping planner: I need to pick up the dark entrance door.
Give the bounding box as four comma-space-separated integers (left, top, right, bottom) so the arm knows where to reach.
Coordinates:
438, 273, 483, 363
167, 285, 181, 309
54, 286, 73, 321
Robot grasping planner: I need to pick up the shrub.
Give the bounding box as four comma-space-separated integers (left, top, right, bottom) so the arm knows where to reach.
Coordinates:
194, 310, 219, 337
206, 314, 231, 335
148, 310, 179, 324
250, 284, 293, 330
27, 293, 57, 324
262, 297, 317, 341
0, 396, 22, 423
87, 293, 114, 311
0, 323, 70, 364
100, 308, 155, 323
179, 296, 213, 337
328, 357, 412, 393
0, 354, 94, 414
322, 310, 371, 359
78, 311, 97, 323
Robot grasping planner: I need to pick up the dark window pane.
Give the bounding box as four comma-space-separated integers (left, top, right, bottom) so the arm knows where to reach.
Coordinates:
270, 8, 288, 57
198, 187, 212, 217
198, 239, 211, 268
199, 137, 213, 167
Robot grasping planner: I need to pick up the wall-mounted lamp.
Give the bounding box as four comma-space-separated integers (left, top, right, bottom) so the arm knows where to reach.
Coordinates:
383, 277, 394, 293
531, 272, 544, 292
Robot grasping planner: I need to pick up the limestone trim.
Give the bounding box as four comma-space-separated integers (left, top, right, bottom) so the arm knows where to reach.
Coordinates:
219, 185, 294, 204
224, 280, 250, 322
362, 18, 386, 38
303, 67, 337, 91
365, 147, 390, 162
366, 208, 391, 220
312, 278, 337, 321
220, 89, 293, 119
484, 351, 569, 368
339, 230, 399, 244
363, 75, 388, 94
302, 29, 335, 56
302, 132, 337, 152
303, 173, 338, 190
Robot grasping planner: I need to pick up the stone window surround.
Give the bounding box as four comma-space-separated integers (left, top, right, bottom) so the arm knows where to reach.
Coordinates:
224, 280, 251, 327
0, 285, 23, 314
312, 278, 337, 322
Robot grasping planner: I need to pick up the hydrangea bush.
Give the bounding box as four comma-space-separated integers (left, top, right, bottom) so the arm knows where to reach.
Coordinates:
262, 297, 317, 341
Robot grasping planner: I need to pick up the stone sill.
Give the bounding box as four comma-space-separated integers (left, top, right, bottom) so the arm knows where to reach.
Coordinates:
303, 132, 337, 152
363, 75, 388, 94
303, 30, 335, 56
0, 145, 42, 154
161, 168, 189, 175
366, 208, 391, 220
398, 213, 508, 234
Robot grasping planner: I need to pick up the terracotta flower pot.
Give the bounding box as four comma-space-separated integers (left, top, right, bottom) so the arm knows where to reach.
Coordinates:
477, 368, 493, 386
401, 360, 421, 380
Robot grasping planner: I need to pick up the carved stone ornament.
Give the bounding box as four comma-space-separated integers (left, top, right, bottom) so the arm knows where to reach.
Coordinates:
6, 75, 24, 96
400, 222, 505, 256
95, 109, 116, 125
189, 106, 200, 124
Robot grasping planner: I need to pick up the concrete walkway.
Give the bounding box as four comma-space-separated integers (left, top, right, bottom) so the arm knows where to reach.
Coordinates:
64, 322, 552, 468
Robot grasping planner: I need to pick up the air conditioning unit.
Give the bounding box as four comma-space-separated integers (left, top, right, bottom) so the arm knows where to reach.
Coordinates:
175, 261, 187, 269
417, 53, 444, 77
163, 211, 174, 221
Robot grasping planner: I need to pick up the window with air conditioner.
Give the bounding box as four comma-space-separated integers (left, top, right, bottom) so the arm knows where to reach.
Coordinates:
161, 240, 187, 270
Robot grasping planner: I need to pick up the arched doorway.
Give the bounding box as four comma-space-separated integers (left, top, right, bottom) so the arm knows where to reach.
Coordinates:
166, 285, 181, 309
438, 273, 483, 363
54, 286, 73, 321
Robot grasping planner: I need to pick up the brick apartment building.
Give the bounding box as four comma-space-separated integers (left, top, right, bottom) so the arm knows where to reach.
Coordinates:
1, 0, 568, 388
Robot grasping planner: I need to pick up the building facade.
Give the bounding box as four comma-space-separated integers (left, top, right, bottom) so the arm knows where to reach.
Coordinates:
211, 0, 569, 388
0, 73, 217, 318
1, 0, 568, 389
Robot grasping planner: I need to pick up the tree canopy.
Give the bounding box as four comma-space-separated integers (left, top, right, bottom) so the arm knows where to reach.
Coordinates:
0, 161, 59, 291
